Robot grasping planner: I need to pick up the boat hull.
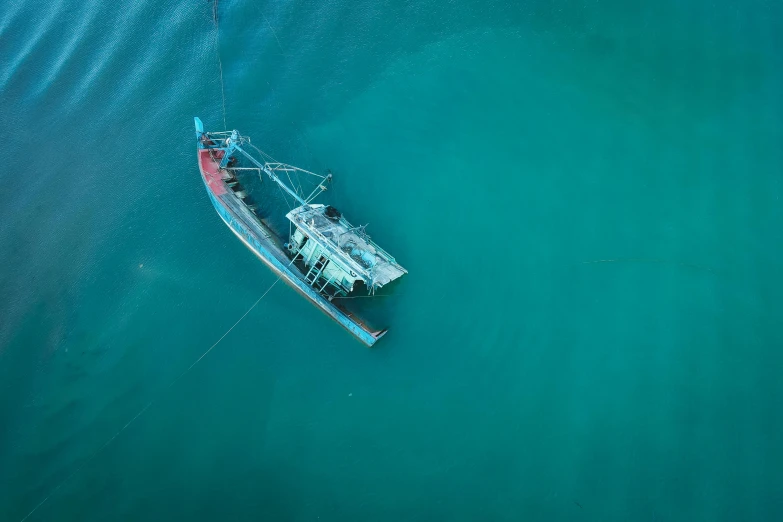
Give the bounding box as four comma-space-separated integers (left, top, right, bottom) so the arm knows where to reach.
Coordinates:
197, 148, 385, 346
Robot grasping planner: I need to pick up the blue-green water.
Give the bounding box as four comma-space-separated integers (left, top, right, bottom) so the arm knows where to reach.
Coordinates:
2, 1, 782, 520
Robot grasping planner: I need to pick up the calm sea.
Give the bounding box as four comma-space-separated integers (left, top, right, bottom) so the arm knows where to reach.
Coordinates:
1, 1, 782, 520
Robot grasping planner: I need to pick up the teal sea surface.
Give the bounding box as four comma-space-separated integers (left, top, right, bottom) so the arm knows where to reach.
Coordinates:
1, 1, 782, 520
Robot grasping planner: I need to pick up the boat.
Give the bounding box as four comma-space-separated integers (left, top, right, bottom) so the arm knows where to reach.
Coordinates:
194, 117, 407, 346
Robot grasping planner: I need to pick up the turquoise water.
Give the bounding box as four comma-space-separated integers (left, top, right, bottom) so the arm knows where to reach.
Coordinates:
2, 0, 782, 520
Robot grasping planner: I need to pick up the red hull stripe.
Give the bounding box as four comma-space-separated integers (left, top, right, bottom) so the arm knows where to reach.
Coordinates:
198, 149, 227, 196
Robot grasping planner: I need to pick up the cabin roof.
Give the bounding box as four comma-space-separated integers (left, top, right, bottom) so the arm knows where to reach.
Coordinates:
286, 204, 407, 288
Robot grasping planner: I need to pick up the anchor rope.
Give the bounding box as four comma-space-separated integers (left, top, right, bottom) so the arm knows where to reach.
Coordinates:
332, 294, 391, 299
581, 258, 716, 273
214, 0, 227, 130
18, 278, 280, 522
17, 3, 298, 518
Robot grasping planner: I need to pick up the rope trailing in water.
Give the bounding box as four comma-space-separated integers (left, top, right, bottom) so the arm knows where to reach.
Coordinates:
213, 0, 227, 129
18, 278, 280, 522
581, 258, 715, 273
332, 293, 392, 299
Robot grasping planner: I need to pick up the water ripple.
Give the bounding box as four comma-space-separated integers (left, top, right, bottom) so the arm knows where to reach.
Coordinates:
0, 0, 68, 91
30, 1, 99, 99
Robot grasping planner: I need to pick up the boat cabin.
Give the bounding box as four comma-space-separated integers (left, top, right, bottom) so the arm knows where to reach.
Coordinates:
285, 204, 406, 296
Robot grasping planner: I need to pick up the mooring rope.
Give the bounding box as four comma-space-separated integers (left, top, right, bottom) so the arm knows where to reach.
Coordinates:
332, 293, 392, 299
18, 278, 280, 522
581, 258, 715, 273
19, 2, 287, 518
214, 0, 227, 130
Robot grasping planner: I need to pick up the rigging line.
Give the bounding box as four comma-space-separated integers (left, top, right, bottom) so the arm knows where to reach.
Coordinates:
18, 278, 280, 522
248, 141, 282, 166
295, 174, 304, 202
290, 164, 326, 179
247, 142, 325, 180
292, 137, 305, 197
284, 169, 300, 199
275, 178, 295, 210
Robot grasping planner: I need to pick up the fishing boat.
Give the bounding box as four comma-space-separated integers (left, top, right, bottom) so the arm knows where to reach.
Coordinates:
194, 117, 406, 346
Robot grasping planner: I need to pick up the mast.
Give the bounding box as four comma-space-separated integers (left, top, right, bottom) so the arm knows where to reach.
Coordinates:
213, 129, 328, 208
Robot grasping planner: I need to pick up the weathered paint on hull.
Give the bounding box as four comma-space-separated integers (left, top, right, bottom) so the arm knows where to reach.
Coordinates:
197, 149, 385, 346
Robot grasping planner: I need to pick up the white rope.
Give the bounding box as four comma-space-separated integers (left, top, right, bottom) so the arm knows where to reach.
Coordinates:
275, 178, 295, 210
284, 169, 300, 199
264, 15, 285, 55
582, 258, 715, 272
18, 278, 280, 522
332, 293, 391, 299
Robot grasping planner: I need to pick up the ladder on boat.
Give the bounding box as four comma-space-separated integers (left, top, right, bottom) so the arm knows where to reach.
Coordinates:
304, 252, 330, 286
303, 249, 341, 296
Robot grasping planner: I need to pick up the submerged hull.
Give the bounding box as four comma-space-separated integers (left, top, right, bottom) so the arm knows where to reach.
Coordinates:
197, 148, 386, 346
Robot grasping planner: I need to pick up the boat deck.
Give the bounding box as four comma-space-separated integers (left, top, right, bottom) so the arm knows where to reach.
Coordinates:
287, 205, 407, 288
